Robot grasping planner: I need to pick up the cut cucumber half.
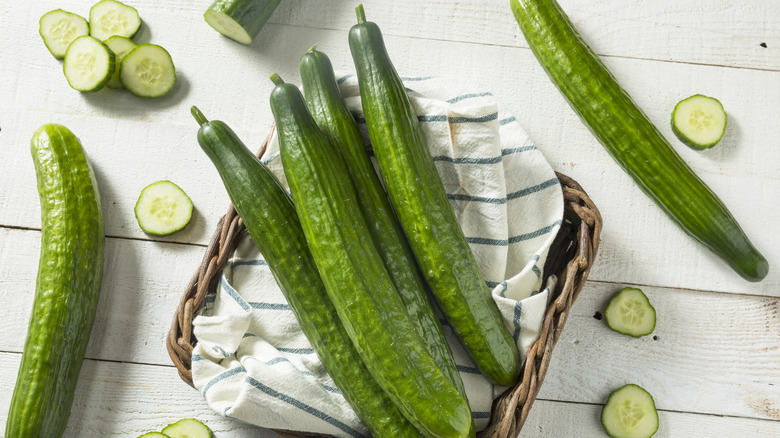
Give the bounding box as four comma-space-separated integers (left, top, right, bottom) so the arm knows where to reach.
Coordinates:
671, 94, 727, 150
605, 287, 656, 337
135, 181, 193, 236
161, 418, 212, 438
601, 384, 659, 438
204, 0, 282, 45
89, 0, 141, 40
63, 35, 115, 92
39, 9, 90, 59
104, 35, 138, 89
120, 44, 177, 97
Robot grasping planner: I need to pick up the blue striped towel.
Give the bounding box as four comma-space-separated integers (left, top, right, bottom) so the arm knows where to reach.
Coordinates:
191, 76, 564, 436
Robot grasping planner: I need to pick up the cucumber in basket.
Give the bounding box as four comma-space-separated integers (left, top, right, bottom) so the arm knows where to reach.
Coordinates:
601, 384, 659, 438
39, 9, 90, 59
269, 74, 473, 438
5, 124, 104, 438
63, 35, 116, 92
191, 107, 422, 437
204, 0, 282, 45
510, 0, 768, 282
298, 46, 474, 434
349, 5, 520, 387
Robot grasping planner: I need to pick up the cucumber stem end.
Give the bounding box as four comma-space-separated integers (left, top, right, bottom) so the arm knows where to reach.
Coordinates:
191, 106, 209, 126
356, 4, 366, 23
270, 73, 285, 86
308, 45, 317, 53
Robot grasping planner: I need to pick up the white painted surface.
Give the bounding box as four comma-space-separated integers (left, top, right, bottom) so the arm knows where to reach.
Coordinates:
0, 0, 778, 436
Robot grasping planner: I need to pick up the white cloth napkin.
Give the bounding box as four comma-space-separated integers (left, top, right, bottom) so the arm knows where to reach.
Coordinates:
191, 76, 564, 436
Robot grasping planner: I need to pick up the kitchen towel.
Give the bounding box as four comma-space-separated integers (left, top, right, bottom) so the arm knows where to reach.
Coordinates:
191, 75, 564, 436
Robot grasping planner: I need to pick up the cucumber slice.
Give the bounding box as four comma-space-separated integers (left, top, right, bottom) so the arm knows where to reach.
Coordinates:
161, 418, 212, 438
63, 35, 115, 92
104, 35, 138, 89
601, 384, 659, 438
204, 0, 282, 45
134, 181, 193, 236
39, 9, 90, 59
605, 287, 656, 337
671, 94, 727, 150
89, 0, 141, 41
138, 433, 170, 438
119, 44, 177, 97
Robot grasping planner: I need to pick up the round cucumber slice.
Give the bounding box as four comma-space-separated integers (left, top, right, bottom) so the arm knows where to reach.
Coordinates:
135, 181, 193, 236
39, 9, 90, 59
63, 35, 115, 92
104, 35, 138, 89
137, 433, 170, 438
605, 287, 656, 337
161, 418, 212, 438
601, 384, 659, 438
120, 44, 177, 97
89, 0, 141, 41
671, 94, 727, 150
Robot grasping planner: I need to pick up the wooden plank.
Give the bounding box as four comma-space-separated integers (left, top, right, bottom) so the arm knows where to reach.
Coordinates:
0, 352, 273, 437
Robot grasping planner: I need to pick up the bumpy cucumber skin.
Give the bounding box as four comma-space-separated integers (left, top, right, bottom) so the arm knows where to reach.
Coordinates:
511, 0, 768, 282
5, 124, 104, 438
270, 80, 472, 438
348, 10, 520, 388
193, 109, 421, 438
670, 94, 727, 151
298, 49, 474, 432
205, 0, 282, 44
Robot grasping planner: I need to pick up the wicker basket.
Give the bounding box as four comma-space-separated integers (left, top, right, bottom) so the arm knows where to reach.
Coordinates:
166, 131, 602, 437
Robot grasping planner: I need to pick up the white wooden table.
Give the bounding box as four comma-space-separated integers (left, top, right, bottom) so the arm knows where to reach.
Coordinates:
1, 0, 779, 436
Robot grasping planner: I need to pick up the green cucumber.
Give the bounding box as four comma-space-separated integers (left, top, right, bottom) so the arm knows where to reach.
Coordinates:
119, 44, 176, 97
192, 107, 421, 437
89, 0, 141, 41
601, 384, 659, 438
39, 9, 90, 59
269, 74, 472, 438
298, 47, 475, 436
5, 124, 105, 438
348, 5, 520, 387
605, 287, 656, 338
204, 0, 282, 45
510, 0, 768, 282
138, 433, 170, 438
671, 94, 727, 150
134, 180, 193, 236
161, 418, 211, 438
63, 35, 116, 92
104, 35, 138, 89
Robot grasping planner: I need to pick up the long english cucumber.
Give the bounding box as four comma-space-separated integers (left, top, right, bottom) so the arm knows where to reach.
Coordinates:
348, 5, 520, 387
510, 0, 768, 282
191, 107, 421, 437
5, 124, 105, 438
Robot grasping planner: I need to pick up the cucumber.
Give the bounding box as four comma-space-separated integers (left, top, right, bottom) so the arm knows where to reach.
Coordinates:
605, 287, 656, 338
298, 47, 475, 436
5, 124, 104, 438
39, 9, 90, 59
601, 384, 660, 438
269, 74, 472, 438
161, 418, 211, 438
192, 107, 421, 437
204, 0, 282, 45
138, 433, 171, 438
510, 0, 768, 282
104, 35, 138, 89
134, 180, 192, 236
348, 5, 520, 387
63, 35, 116, 92
119, 44, 176, 97
89, 0, 141, 41
671, 94, 727, 150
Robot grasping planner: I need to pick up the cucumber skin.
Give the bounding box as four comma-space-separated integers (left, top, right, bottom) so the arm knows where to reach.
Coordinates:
194, 113, 421, 438
270, 81, 472, 438
206, 0, 282, 44
298, 49, 473, 424
5, 124, 104, 438
511, 0, 768, 282
348, 15, 520, 387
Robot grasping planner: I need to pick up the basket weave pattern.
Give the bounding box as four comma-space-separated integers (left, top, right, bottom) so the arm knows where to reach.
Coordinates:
166, 134, 602, 437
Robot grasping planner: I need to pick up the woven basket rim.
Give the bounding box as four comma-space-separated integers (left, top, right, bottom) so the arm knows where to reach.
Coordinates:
166, 131, 602, 437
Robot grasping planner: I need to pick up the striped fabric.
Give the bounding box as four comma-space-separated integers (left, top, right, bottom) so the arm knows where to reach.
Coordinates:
191, 76, 564, 436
